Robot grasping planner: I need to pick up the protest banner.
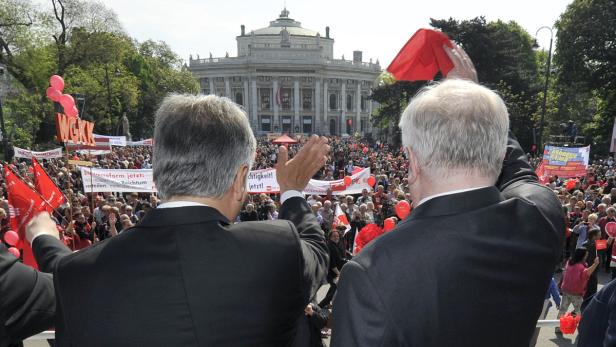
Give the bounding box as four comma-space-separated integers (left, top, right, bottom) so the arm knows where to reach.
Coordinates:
93, 134, 127, 147
13, 146, 63, 160
541, 145, 590, 179
127, 138, 154, 146
80, 168, 156, 193
247, 167, 372, 195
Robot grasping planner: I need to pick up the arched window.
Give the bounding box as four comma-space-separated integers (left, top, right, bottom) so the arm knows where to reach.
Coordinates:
235, 92, 243, 106
329, 93, 337, 110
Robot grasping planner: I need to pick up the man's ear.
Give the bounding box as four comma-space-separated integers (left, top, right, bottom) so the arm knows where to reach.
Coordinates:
232, 164, 250, 201
407, 147, 420, 186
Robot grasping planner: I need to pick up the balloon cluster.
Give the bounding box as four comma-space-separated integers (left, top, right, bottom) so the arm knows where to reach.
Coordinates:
3, 230, 20, 258
46, 75, 79, 118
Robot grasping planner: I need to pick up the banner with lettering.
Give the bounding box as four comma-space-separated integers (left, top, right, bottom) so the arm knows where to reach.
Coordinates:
14, 146, 63, 160
80, 168, 156, 193
248, 167, 372, 195
541, 145, 590, 179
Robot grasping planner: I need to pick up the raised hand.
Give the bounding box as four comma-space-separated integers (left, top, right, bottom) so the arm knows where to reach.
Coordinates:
26, 212, 60, 243
276, 135, 330, 193
443, 42, 478, 82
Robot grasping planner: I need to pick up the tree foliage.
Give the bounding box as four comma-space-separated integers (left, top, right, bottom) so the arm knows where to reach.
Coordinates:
0, 0, 198, 148
554, 0, 616, 155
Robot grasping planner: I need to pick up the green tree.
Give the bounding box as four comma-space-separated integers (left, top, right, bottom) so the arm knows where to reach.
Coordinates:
553, 0, 616, 155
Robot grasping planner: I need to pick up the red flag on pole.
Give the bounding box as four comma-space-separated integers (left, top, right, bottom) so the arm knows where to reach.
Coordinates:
387, 29, 455, 81
4, 165, 48, 269
32, 157, 67, 212
333, 204, 351, 233
536, 161, 549, 185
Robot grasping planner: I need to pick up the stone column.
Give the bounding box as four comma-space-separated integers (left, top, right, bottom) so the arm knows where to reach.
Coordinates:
225, 78, 231, 97
273, 79, 279, 131
209, 78, 214, 95
341, 81, 346, 134
356, 83, 361, 135
251, 79, 257, 130
294, 80, 300, 132
323, 81, 329, 134
315, 79, 321, 134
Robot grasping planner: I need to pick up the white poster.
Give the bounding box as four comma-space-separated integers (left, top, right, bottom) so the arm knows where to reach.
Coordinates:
247, 167, 372, 195
126, 138, 154, 146
80, 168, 156, 193
611, 117, 616, 153
93, 134, 127, 147
13, 146, 64, 160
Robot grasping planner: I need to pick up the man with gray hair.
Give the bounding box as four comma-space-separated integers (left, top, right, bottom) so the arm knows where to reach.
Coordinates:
333, 78, 564, 346
28, 94, 330, 346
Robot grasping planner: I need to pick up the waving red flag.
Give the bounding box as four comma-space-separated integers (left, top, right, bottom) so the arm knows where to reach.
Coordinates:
32, 157, 66, 212
4, 165, 47, 268
387, 29, 454, 81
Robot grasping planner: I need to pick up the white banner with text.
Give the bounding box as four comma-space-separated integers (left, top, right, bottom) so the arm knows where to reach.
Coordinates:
14, 146, 63, 160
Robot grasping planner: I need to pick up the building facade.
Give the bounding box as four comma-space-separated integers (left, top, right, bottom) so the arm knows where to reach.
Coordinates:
189, 8, 381, 136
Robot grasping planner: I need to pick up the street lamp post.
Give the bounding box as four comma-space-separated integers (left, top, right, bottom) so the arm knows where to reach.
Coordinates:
533, 26, 554, 151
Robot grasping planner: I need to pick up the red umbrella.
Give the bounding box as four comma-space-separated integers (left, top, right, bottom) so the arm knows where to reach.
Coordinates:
387, 29, 454, 81
272, 135, 298, 145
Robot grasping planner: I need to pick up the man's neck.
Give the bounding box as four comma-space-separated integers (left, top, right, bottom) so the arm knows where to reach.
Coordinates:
413, 173, 494, 206
166, 195, 236, 221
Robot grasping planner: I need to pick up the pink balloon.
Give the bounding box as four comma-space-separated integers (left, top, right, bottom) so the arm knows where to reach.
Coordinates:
395, 200, 412, 220
60, 94, 75, 110
65, 105, 79, 118
7, 247, 20, 258
46, 87, 62, 102
3, 230, 19, 246
49, 75, 65, 92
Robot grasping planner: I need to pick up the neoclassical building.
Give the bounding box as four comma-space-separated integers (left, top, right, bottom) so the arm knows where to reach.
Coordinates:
189, 8, 381, 135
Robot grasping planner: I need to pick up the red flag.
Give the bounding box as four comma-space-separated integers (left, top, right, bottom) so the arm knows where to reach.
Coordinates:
536, 161, 549, 185
4, 165, 47, 269
387, 29, 454, 81
32, 157, 66, 212
333, 204, 351, 233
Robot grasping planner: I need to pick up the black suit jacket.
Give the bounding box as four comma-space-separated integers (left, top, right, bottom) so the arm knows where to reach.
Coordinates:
332, 134, 565, 347
578, 278, 616, 346
47, 196, 328, 346
0, 236, 70, 347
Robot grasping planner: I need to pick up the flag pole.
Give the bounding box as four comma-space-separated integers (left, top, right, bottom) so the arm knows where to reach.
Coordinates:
88, 149, 95, 243
63, 143, 75, 250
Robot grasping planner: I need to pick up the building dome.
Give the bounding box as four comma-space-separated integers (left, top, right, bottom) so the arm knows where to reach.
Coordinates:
251, 8, 321, 37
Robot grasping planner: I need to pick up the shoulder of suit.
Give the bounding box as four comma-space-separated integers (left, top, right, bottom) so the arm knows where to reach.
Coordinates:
228, 219, 297, 239
56, 235, 114, 275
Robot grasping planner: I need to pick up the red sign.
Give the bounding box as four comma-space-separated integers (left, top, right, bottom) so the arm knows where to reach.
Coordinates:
55, 113, 95, 146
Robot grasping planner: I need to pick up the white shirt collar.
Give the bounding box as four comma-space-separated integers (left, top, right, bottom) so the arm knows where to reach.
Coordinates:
416, 186, 490, 207
157, 201, 208, 209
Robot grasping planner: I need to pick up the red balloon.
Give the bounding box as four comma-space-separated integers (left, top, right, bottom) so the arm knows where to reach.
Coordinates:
50, 74, 65, 92
605, 222, 616, 238
383, 218, 396, 231
7, 247, 20, 258
60, 94, 75, 110
395, 200, 412, 219
565, 180, 576, 191
65, 105, 79, 118
4, 230, 19, 246
367, 175, 376, 187
46, 87, 62, 102
344, 176, 352, 187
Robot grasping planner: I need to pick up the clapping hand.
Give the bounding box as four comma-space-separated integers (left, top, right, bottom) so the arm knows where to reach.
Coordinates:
276, 135, 330, 193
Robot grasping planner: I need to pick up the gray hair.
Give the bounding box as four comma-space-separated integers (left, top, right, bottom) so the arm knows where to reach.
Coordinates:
153, 94, 256, 199
398, 79, 509, 180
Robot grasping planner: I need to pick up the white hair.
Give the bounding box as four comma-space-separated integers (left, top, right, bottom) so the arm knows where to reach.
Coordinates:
398, 79, 509, 180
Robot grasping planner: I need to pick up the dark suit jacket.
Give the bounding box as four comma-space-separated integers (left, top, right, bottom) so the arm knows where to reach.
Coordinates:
46, 196, 328, 346
578, 278, 616, 346
0, 236, 70, 347
332, 134, 565, 347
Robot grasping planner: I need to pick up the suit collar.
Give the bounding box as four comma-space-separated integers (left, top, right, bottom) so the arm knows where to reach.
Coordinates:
402, 186, 504, 224
138, 206, 231, 228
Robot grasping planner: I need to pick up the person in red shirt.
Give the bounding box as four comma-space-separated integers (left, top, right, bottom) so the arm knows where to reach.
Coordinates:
558, 248, 600, 320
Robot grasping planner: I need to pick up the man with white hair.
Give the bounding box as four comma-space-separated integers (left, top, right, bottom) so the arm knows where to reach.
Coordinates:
28, 94, 330, 346
332, 78, 564, 346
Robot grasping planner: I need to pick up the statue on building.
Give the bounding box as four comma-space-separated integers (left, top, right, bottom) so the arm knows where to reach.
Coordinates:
225, 52, 229, 57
